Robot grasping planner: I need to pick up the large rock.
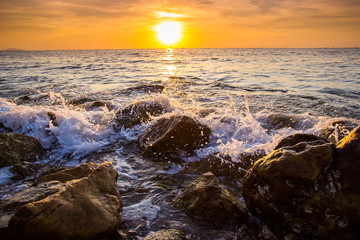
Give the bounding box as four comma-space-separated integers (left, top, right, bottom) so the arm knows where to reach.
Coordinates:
0, 162, 122, 240
0, 133, 43, 168
243, 130, 360, 239
115, 101, 166, 129
173, 172, 248, 225
138, 115, 211, 157
143, 229, 186, 240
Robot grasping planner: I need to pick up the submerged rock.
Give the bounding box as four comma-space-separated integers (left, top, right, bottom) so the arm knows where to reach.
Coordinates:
243, 129, 360, 239
143, 229, 186, 240
173, 172, 248, 225
115, 101, 166, 129
138, 115, 211, 157
0, 162, 122, 240
0, 133, 42, 168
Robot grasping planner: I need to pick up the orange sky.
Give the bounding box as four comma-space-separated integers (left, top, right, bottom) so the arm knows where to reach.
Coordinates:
0, 0, 359, 50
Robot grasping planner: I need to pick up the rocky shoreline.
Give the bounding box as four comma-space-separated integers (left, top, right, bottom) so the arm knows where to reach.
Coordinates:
0, 99, 359, 239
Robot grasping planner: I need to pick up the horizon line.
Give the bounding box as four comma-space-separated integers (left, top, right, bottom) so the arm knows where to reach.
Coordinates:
2, 46, 359, 51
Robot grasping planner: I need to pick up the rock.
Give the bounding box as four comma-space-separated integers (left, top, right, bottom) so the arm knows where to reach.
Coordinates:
0, 122, 12, 133
10, 162, 54, 181
243, 131, 360, 239
181, 152, 264, 179
262, 113, 305, 130
36, 161, 98, 184
115, 101, 166, 129
334, 125, 360, 236
124, 84, 164, 94
0, 133, 43, 168
77, 101, 115, 111
67, 97, 95, 106
0, 162, 122, 240
173, 172, 248, 225
47, 112, 58, 126
274, 134, 328, 150
320, 120, 359, 144
143, 229, 186, 240
138, 115, 211, 157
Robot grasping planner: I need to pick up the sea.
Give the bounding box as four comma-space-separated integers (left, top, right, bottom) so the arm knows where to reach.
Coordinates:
0, 48, 359, 238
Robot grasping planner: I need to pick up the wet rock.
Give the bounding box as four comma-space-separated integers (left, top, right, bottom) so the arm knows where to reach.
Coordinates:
274, 134, 328, 150
47, 112, 57, 126
115, 101, 166, 129
138, 115, 211, 157
125, 84, 164, 94
173, 172, 248, 225
0, 133, 42, 168
182, 152, 264, 179
77, 101, 115, 111
320, 120, 358, 144
10, 162, 54, 181
243, 131, 360, 239
143, 229, 186, 240
67, 97, 95, 106
0, 162, 122, 240
262, 113, 305, 130
0, 122, 12, 133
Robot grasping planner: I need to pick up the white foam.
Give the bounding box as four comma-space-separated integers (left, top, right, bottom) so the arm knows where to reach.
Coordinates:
0, 98, 116, 155
122, 197, 161, 222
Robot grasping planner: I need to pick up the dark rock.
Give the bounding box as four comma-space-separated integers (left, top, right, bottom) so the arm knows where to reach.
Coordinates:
173, 172, 248, 225
138, 115, 211, 157
10, 162, 54, 181
115, 101, 166, 129
274, 134, 328, 150
16, 96, 34, 104
182, 152, 264, 179
0, 162, 122, 240
0, 133, 42, 168
143, 229, 186, 240
0, 122, 12, 133
320, 120, 359, 144
262, 113, 306, 130
243, 131, 360, 239
67, 97, 95, 106
125, 84, 164, 94
47, 112, 57, 126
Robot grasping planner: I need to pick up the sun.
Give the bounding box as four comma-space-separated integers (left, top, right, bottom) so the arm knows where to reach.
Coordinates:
155, 21, 183, 46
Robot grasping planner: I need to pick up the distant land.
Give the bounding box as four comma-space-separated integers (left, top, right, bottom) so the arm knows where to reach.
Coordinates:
3, 48, 26, 51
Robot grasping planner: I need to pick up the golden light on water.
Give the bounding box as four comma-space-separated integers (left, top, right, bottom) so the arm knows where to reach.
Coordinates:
155, 21, 183, 47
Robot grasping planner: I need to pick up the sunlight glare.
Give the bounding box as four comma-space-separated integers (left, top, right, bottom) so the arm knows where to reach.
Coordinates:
155, 21, 182, 46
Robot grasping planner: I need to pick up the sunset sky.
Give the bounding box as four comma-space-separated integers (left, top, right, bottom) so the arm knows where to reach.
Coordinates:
0, 0, 359, 50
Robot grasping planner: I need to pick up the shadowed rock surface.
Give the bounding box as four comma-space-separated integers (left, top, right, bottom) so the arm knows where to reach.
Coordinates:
243, 128, 360, 239
0, 133, 42, 168
138, 115, 211, 157
0, 162, 122, 240
173, 172, 248, 226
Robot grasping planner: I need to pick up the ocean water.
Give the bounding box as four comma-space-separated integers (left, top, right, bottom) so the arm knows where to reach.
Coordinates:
0, 48, 359, 238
